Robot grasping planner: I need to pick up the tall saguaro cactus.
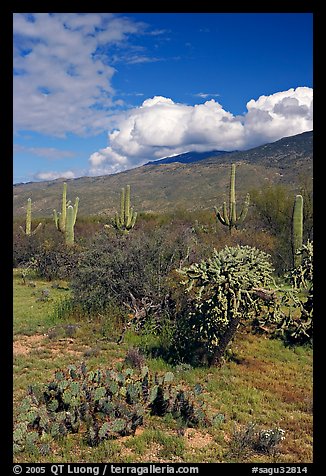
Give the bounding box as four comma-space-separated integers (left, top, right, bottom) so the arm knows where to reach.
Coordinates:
214, 163, 250, 234
65, 205, 75, 245
19, 198, 42, 236
292, 194, 303, 268
53, 182, 79, 244
114, 185, 137, 234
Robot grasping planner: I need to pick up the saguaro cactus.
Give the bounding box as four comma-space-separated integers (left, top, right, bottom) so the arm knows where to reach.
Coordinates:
19, 198, 42, 236
114, 185, 137, 234
65, 205, 75, 245
53, 182, 79, 244
292, 194, 303, 268
214, 163, 250, 234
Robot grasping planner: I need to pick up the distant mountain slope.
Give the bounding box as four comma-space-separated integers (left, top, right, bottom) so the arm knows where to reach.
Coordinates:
144, 149, 233, 166
201, 130, 313, 168
13, 131, 313, 218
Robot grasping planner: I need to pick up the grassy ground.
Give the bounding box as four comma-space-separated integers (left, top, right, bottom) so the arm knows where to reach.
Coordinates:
13, 269, 313, 464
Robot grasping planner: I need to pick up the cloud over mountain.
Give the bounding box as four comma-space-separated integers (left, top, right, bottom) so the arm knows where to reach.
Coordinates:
89, 87, 313, 175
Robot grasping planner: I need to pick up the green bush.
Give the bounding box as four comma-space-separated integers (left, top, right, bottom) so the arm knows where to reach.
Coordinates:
13, 220, 82, 280
70, 227, 193, 317
13, 221, 43, 267
33, 238, 81, 281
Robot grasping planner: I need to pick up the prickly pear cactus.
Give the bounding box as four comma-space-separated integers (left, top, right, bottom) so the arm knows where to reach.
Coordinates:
14, 362, 214, 453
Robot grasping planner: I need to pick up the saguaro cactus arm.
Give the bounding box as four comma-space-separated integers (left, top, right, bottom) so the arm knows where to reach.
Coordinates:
73, 197, 79, 225
25, 197, 32, 235
60, 182, 67, 232
214, 203, 229, 226
53, 209, 59, 230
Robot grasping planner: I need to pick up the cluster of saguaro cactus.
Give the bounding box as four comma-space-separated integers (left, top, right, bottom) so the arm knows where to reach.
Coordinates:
113, 185, 137, 234
292, 194, 303, 268
19, 198, 42, 236
214, 163, 250, 234
53, 182, 79, 245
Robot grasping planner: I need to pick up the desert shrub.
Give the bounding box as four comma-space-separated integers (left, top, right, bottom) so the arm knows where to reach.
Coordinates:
298, 174, 313, 243
73, 216, 104, 246
227, 422, 285, 461
129, 315, 177, 361
249, 185, 294, 274
33, 237, 81, 281
13, 221, 43, 267
172, 245, 276, 366
13, 220, 83, 280
124, 347, 146, 369
250, 185, 293, 234
70, 226, 194, 317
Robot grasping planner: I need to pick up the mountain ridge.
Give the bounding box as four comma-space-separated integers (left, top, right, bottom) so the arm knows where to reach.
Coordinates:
13, 131, 313, 218
144, 149, 234, 166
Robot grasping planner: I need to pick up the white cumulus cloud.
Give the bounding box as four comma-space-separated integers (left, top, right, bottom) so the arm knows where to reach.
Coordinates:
32, 170, 77, 181
13, 13, 146, 137
88, 87, 313, 175
243, 86, 313, 148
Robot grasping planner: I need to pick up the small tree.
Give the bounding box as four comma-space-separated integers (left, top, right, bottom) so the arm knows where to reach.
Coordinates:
179, 245, 275, 366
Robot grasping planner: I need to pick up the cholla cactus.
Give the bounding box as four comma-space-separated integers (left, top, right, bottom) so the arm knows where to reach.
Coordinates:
214, 164, 250, 234
19, 198, 42, 236
288, 239, 313, 289
114, 185, 137, 234
179, 245, 275, 366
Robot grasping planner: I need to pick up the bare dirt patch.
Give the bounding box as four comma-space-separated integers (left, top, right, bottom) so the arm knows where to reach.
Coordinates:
184, 428, 214, 449
49, 338, 87, 357
13, 334, 87, 358
13, 334, 46, 356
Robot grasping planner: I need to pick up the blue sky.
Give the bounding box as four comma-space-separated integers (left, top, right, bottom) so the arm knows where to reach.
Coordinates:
13, 12, 313, 183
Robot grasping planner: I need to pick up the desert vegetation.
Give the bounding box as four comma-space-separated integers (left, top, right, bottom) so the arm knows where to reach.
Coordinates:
13, 165, 313, 463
